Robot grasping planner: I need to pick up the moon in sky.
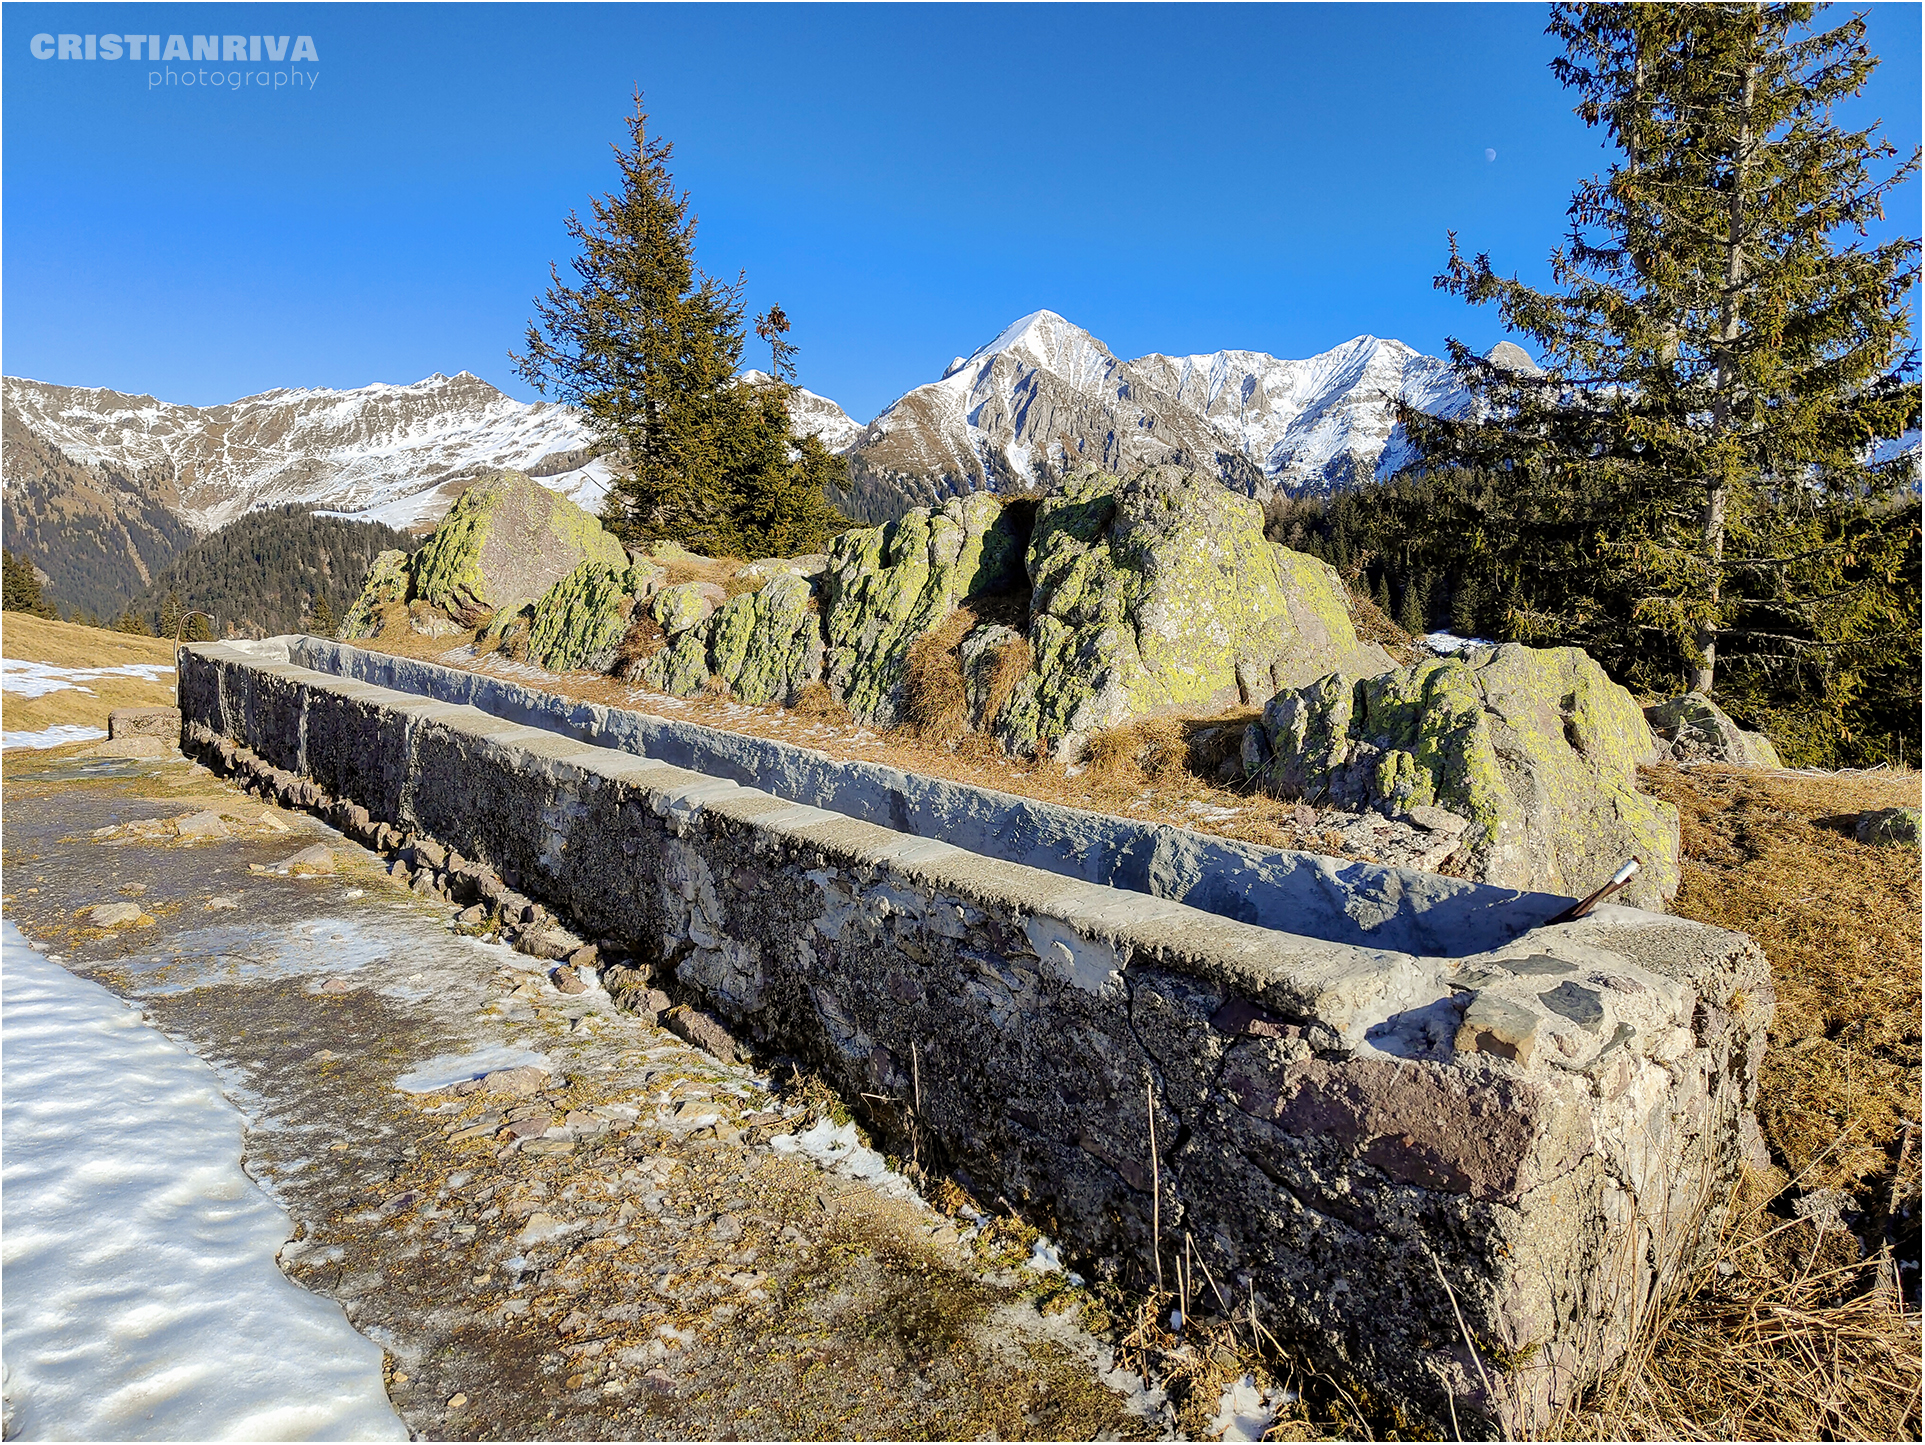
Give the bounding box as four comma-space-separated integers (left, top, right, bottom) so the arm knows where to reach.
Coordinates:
1486, 148, 1498, 162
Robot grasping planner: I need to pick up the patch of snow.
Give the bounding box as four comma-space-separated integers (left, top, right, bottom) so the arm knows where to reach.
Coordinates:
1421, 631, 1497, 656
0, 725, 109, 752
768, 1118, 919, 1201
0, 920, 406, 1441
392, 1046, 552, 1093
1, 659, 175, 699
1206, 1373, 1297, 1442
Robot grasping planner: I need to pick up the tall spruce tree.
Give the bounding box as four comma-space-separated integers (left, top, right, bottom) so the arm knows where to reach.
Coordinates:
1404, 4, 1919, 718
514, 96, 845, 558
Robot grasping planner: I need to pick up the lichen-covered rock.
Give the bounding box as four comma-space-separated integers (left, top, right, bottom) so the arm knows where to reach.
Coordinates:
637, 573, 823, 704
997, 466, 1391, 756
407, 471, 627, 627
1857, 807, 1921, 848
523, 558, 657, 674
639, 627, 712, 696
1249, 643, 1680, 905
650, 582, 722, 637
710, 573, 821, 705
822, 493, 1027, 725
340, 549, 411, 640
1645, 693, 1783, 768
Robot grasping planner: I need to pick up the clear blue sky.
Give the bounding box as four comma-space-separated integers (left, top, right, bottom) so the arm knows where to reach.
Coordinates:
5, 3, 1919, 424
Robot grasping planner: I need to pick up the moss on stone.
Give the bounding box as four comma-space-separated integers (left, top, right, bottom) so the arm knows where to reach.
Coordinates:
822, 493, 1024, 726
408, 471, 626, 626
524, 558, 654, 674
340, 550, 412, 641
1000, 466, 1390, 757
1254, 643, 1681, 904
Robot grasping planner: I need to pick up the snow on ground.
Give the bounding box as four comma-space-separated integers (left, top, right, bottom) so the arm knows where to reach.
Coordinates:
1205, 1373, 1298, 1442
392, 1045, 553, 1093
1, 725, 108, 752
0, 920, 406, 1441
0, 658, 175, 699
1421, 630, 1497, 656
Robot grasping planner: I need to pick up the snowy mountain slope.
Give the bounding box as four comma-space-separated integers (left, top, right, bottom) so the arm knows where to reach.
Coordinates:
840, 311, 1480, 518
740, 371, 863, 452
2, 372, 597, 533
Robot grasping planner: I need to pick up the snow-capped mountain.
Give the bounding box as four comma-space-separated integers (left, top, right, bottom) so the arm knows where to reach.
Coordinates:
2, 372, 600, 532
838, 310, 1477, 518
740, 371, 863, 452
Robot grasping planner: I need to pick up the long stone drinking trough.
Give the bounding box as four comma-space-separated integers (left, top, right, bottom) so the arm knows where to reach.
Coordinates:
179, 637, 1774, 1434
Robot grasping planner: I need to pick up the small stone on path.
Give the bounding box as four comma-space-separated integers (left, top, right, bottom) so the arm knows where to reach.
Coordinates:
173, 809, 229, 840
84, 901, 148, 928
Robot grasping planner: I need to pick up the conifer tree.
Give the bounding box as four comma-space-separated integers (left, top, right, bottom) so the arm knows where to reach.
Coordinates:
312, 591, 336, 637
2, 548, 57, 618
1405, 3, 1919, 705
514, 96, 845, 558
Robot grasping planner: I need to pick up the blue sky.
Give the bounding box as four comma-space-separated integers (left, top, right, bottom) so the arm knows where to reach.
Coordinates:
5, 3, 1920, 423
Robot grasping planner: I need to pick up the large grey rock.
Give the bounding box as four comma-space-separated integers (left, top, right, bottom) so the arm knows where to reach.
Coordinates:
1645, 692, 1783, 768
820, 492, 1027, 726
1248, 644, 1681, 906
390, 470, 628, 628
997, 466, 1391, 757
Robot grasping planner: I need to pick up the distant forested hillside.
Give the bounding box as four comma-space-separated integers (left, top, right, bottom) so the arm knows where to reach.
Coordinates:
2, 407, 194, 619
131, 507, 414, 638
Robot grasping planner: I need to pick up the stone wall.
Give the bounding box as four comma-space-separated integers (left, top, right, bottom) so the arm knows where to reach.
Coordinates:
179, 640, 1774, 1436
286, 636, 1570, 959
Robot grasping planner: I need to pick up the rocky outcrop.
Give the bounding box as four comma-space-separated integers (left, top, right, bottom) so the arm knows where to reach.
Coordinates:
1645, 693, 1783, 768
820, 493, 1027, 725
640, 573, 824, 706
523, 557, 664, 674
406, 471, 627, 627
339, 549, 412, 640
997, 467, 1390, 756
1857, 807, 1920, 848
1247, 644, 1680, 906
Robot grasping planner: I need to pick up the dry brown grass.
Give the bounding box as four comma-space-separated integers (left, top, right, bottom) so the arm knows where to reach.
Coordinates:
1085, 717, 1190, 787
1643, 763, 1922, 1196
612, 612, 668, 675
899, 607, 978, 744
975, 630, 1032, 730
1556, 1171, 1921, 1441
0, 613, 181, 735
1545, 763, 1924, 1441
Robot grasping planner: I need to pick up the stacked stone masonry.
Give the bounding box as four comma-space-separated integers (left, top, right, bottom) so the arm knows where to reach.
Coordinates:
178, 639, 1773, 1436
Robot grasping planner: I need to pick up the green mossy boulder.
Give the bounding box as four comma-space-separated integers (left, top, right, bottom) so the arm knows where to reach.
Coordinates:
639, 572, 823, 704
1645, 692, 1783, 768
997, 466, 1391, 756
406, 471, 627, 627
651, 582, 722, 637
523, 557, 659, 674
339, 549, 411, 640
1250, 643, 1680, 905
821, 493, 1026, 726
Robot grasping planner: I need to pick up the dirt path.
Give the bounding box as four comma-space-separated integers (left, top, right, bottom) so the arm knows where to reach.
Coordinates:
1, 746, 1167, 1441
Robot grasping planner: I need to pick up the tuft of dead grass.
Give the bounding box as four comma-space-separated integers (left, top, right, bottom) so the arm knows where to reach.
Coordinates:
899, 607, 978, 744
790, 680, 847, 722
612, 612, 667, 675
975, 630, 1032, 732
1084, 717, 1190, 787
1556, 1170, 1922, 1441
